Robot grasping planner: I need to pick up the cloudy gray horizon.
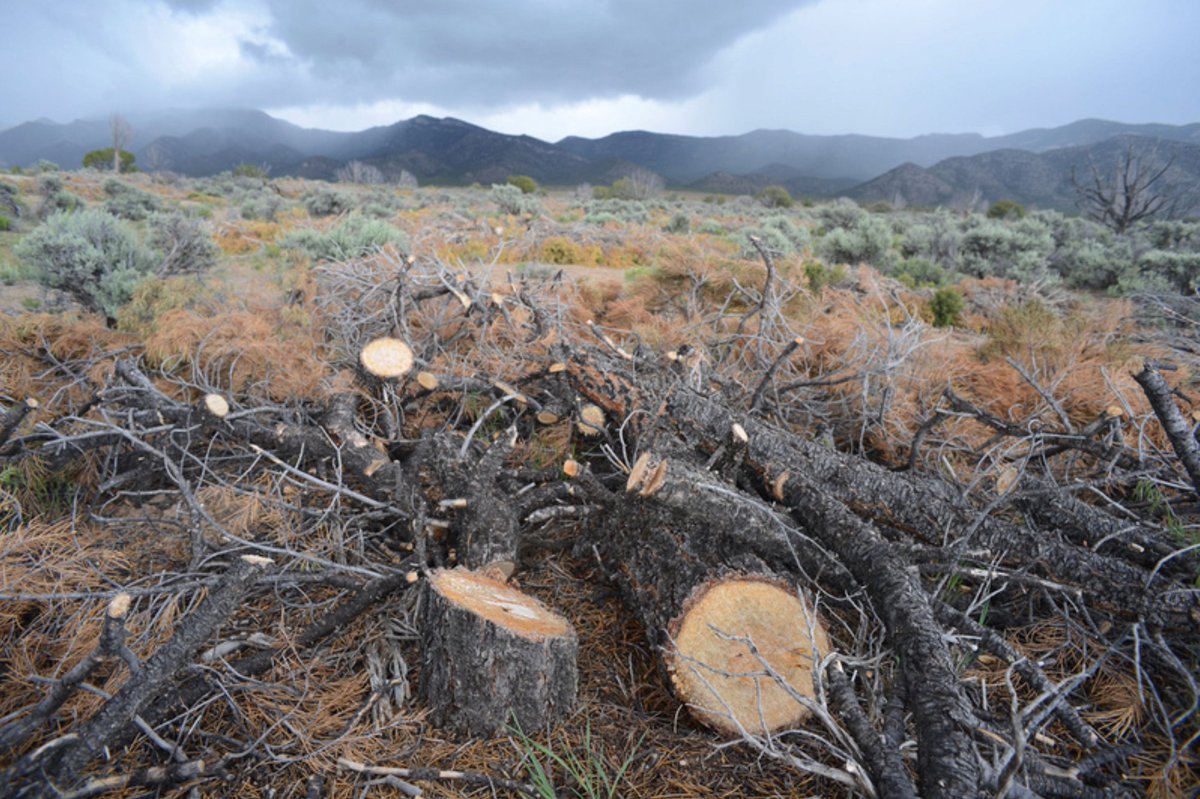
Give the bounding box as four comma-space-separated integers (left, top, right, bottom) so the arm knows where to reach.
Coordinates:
2, 0, 1197, 141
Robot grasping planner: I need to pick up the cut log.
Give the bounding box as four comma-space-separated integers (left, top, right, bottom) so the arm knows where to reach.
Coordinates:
576, 403, 606, 436
201, 393, 229, 420
419, 569, 577, 736
666, 575, 829, 736
359, 337, 414, 382
581, 455, 835, 736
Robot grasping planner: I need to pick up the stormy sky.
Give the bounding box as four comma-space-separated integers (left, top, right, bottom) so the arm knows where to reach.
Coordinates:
2, 0, 1197, 140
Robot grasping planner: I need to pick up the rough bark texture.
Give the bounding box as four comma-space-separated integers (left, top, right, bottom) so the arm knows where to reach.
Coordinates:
419, 569, 577, 736
580, 457, 833, 736
1134, 363, 1200, 496
665, 386, 1200, 631
4, 557, 268, 798
778, 475, 981, 799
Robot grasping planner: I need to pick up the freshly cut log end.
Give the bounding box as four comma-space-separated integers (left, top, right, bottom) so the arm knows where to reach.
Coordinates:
666, 576, 830, 737
107, 592, 132, 620
576, 404, 606, 436
1105, 405, 1125, 419
359, 338, 415, 381
419, 569, 577, 736
416, 371, 439, 391
202, 393, 229, 419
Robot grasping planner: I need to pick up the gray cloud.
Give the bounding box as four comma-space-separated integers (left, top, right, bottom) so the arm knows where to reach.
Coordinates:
250, 0, 813, 107
161, 0, 222, 12
1, 0, 1197, 141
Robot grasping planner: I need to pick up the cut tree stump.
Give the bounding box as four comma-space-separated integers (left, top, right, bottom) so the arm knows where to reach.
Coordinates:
359, 337, 414, 383
667, 575, 829, 736
419, 568, 577, 736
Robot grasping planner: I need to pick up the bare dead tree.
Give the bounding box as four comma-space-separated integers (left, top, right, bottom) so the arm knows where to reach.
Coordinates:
141, 139, 170, 176
613, 166, 665, 200
335, 160, 385, 185
109, 114, 132, 174
395, 168, 419, 188
1072, 141, 1180, 234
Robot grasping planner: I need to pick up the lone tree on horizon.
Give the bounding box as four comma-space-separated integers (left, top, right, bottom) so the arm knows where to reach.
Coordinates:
1071, 140, 1184, 234
110, 114, 132, 174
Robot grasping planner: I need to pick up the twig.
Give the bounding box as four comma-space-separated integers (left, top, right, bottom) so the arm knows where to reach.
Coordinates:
337, 756, 539, 796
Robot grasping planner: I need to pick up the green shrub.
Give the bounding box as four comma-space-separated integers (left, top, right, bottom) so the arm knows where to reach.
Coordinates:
583, 199, 647, 225
756, 185, 794, 208
893, 257, 947, 288
491, 183, 542, 215
240, 193, 283, 221
987, 199, 1026, 220
541, 237, 580, 264
930, 287, 964, 327
40, 191, 83, 218
820, 217, 891, 266
663, 213, 690, 234
232, 163, 268, 179
15, 209, 156, 321
35, 160, 60, 173
816, 198, 868, 230
959, 217, 1055, 282
0, 216, 10, 232
0, 256, 33, 284
506, 174, 539, 194
37, 174, 64, 196
103, 178, 163, 220
116, 275, 207, 334
82, 148, 136, 173
304, 189, 354, 217
148, 212, 218, 276
1117, 250, 1200, 295
804, 261, 849, 292
283, 214, 409, 262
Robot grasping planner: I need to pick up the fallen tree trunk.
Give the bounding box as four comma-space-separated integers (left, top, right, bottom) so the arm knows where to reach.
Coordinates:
579, 455, 832, 739
663, 386, 1200, 632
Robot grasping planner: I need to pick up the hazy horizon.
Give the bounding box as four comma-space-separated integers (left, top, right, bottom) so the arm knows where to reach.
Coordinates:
2, 1, 1198, 141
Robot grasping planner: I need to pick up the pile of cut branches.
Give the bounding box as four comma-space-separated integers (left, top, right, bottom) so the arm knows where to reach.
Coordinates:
1, 248, 1197, 798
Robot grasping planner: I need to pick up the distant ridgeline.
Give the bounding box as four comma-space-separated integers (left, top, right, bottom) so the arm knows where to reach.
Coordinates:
1, 110, 1198, 212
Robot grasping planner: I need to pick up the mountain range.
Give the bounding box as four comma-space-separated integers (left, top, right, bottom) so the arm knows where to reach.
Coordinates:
2, 110, 1198, 212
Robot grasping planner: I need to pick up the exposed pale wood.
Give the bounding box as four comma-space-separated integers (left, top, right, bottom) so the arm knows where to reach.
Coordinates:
576, 403, 606, 436
201, 394, 229, 419
359, 337, 414, 380
667, 576, 829, 736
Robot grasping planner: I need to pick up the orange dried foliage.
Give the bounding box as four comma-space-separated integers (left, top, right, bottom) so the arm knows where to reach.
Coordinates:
0, 314, 133, 415
0, 520, 131, 721
214, 220, 282, 254
144, 308, 329, 401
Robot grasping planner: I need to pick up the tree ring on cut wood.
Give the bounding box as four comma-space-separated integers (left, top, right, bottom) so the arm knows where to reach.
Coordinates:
419, 568, 578, 736
359, 337, 414, 381
666, 575, 830, 736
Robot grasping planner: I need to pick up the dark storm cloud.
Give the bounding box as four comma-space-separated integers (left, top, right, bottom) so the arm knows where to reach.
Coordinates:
251, 0, 813, 107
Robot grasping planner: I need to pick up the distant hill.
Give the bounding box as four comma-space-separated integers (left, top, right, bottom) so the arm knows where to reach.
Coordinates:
557, 120, 1200, 185
1, 110, 1198, 211
846, 135, 1200, 212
